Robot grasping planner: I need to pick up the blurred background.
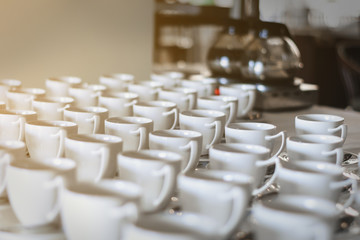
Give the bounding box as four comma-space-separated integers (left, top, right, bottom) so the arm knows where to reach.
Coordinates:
154, 0, 360, 109
0, 0, 359, 109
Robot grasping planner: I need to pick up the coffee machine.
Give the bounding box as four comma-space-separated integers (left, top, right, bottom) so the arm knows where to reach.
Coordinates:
206, 0, 318, 111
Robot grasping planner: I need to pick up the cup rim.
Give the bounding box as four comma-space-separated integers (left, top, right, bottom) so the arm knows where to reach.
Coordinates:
100, 91, 138, 99
287, 134, 343, 145
226, 122, 276, 131
119, 149, 182, 163
9, 157, 76, 173
64, 106, 108, 114
33, 96, 74, 104
0, 109, 37, 116
210, 143, 270, 155
150, 129, 202, 139
135, 100, 176, 108
280, 160, 343, 176
26, 120, 77, 128
296, 114, 344, 123
106, 116, 153, 125
66, 133, 123, 144
198, 95, 238, 102
180, 109, 225, 118
47, 76, 82, 84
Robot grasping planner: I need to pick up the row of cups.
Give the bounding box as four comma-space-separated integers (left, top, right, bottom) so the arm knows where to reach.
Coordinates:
0, 72, 357, 239
0, 72, 259, 240
251, 113, 359, 240
1, 112, 354, 240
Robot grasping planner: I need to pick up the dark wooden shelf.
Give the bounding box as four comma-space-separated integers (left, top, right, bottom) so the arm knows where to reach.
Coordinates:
155, 2, 230, 26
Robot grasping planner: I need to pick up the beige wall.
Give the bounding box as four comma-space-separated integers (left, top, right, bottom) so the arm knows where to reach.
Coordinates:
0, 0, 154, 88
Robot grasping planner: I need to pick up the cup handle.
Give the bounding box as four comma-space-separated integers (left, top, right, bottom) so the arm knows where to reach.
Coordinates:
205, 120, 222, 149
51, 129, 66, 158
220, 102, 237, 126
124, 99, 138, 108
179, 140, 199, 174
321, 147, 344, 165
253, 157, 280, 196
109, 202, 139, 223
239, 90, 256, 117
328, 124, 347, 143
0, 152, 11, 195
265, 131, 286, 158
92, 147, 110, 182
43, 176, 64, 222
130, 127, 147, 151
187, 94, 196, 110
218, 187, 246, 237
152, 165, 176, 210
330, 178, 357, 211
162, 108, 178, 130
11, 116, 25, 142
86, 115, 100, 134
57, 104, 71, 113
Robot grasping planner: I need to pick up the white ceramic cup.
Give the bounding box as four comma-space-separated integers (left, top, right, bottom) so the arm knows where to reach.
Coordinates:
45, 76, 82, 97
6, 88, 46, 110
151, 72, 183, 89
117, 150, 182, 213
277, 160, 357, 210
127, 81, 163, 102
0, 140, 27, 198
225, 122, 286, 157
64, 106, 109, 134
295, 114, 347, 142
65, 134, 123, 182
0, 79, 21, 102
179, 109, 226, 155
133, 101, 178, 131
61, 180, 140, 240
68, 86, 100, 107
0, 109, 37, 142
7, 158, 77, 227
149, 129, 202, 174
25, 120, 78, 159
197, 95, 238, 126
158, 88, 197, 112
180, 78, 217, 97
32, 96, 74, 121
219, 84, 256, 119
209, 143, 279, 196
176, 173, 250, 239
252, 195, 339, 240
99, 73, 135, 91
99, 91, 139, 117
105, 117, 153, 152
286, 134, 344, 165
